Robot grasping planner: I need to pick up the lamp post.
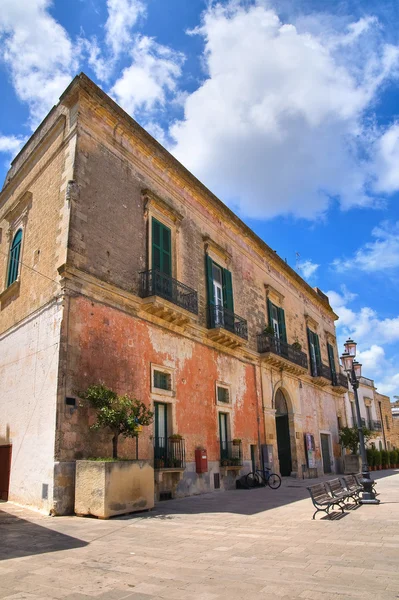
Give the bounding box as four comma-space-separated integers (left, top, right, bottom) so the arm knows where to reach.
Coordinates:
340, 339, 380, 505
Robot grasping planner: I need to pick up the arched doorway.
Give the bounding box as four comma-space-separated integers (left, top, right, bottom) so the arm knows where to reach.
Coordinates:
275, 389, 292, 476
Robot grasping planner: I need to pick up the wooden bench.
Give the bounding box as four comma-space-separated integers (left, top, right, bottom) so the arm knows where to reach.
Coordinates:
343, 474, 363, 501
307, 483, 345, 520
326, 478, 355, 506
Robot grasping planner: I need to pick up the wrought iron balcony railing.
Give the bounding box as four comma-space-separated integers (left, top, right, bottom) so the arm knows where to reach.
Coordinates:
140, 270, 198, 315
257, 333, 308, 369
208, 305, 248, 340
372, 420, 382, 431
331, 372, 349, 389
220, 440, 243, 467
154, 437, 186, 469
310, 361, 332, 380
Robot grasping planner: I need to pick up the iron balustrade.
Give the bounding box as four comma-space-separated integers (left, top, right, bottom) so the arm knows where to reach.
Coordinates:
140, 270, 198, 315
331, 372, 349, 389
208, 305, 248, 340
360, 418, 366, 427
257, 333, 308, 369
310, 362, 332, 380
220, 441, 243, 467
154, 437, 186, 469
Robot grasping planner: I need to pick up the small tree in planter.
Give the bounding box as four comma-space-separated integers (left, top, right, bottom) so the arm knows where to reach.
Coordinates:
389, 449, 398, 468
366, 448, 374, 471
374, 450, 382, 470
339, 426, 372, 473
381, 449, 389, 469
81, 383, 154, 459
75, 384, 155, 519
263, 325, 275, 336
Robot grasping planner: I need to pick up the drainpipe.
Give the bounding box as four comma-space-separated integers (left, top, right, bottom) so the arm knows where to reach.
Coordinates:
378, 401, 387, 451
254, 362, 266, 467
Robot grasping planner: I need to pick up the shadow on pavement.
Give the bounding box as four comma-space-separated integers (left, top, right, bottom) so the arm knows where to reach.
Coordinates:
0, 509, 88, 561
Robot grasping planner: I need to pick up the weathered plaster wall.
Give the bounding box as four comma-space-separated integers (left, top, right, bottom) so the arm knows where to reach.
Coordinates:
0, 299, 62, 512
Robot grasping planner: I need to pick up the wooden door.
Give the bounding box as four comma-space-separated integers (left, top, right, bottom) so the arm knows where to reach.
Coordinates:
0, 445, 12, 501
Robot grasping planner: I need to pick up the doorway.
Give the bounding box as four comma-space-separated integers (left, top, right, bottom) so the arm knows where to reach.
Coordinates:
154, 402, 168, 467
320, 433, 332, 474
275, 390, 292, 476
0, 445, 12, 501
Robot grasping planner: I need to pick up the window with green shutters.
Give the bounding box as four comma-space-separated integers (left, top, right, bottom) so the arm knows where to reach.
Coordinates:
153, 370, 172, 391
307, 328, 321, 376
266, 298, 287, 342
327, 342, 336, 382
205, 254, 234, 327
152, 218, 171, 275
7, 229, 23, 287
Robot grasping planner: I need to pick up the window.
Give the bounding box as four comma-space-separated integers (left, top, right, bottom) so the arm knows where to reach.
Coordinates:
7, 229, 22, 287
152, 218, 171, 276
385, 415, 390, 430
327, 343, 336, 382
307, 328, 321, 376
153, 370, 171, 391
206, 255, 234, 328
267, 299, 287, 342
366, 405, 372, 429
217, 385, 230, 404
219, 412, 229, 460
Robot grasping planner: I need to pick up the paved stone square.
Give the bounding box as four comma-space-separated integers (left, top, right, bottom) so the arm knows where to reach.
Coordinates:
1, 471, 399, 600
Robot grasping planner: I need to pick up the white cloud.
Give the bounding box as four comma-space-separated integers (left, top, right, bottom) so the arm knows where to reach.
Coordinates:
0, 0, 79, 126
298, 259, 319, 280
333, 220, 399, 272
0, 134, 26, 157
374, 123, 399, 193
105, 0, 145, 59
328, 287, 399, 398
111, 36, 184, 117
170, 1, 399, 219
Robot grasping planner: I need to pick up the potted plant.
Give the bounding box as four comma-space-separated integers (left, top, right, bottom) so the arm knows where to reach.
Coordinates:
75, 383, 154, 518
389, 450, 397, 469
374, 450, 382, 470
232, 438, 241, 446
339, 426, 372, 474
169, 433, 183, 442
366, 448, 374, 471
381, 449, 389, 469
263, 325, 275, 336
292, 338, 302, 352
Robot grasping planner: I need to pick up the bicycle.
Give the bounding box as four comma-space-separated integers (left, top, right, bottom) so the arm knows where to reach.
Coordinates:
246, 466, 281, 489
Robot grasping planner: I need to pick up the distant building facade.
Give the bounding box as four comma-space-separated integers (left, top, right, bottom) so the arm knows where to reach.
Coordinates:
0, 74, 347, 514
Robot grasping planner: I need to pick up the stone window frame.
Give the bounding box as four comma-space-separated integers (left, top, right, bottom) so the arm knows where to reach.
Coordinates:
151, 363, 175, 398
143, 189, 183, 281
0, 191, 32, 300
215, 381, 232, 407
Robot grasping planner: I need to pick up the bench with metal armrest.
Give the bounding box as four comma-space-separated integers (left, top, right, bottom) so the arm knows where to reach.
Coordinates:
307, 482, 345, 520
342, 474, 363, 501
326, 477, 357, 505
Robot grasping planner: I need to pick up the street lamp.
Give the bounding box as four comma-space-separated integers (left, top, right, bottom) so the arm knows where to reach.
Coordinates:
340, 339, 380, 505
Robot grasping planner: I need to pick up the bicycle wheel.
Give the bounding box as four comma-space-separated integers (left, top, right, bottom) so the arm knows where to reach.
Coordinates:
267, 473, 281, 489
245, 472, 258, 488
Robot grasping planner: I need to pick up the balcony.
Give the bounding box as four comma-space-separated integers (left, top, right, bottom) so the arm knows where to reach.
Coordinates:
207, 305, 248, 349
140, 270, 198, 327
310, 362, 332, 387
220, 441, 243, 470
371, 420, 382, 431
331, 372, 349, 394
257, 333, 308, 375
154, 437, 186, 470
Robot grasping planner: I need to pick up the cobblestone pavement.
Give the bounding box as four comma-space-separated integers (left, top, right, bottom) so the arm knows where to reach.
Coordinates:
1, 471, 398, 600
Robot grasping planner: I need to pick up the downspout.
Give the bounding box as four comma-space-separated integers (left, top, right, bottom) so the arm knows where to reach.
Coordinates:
254, 361, 266, 467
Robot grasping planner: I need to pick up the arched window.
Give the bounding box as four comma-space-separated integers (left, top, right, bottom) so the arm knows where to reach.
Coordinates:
275, 389, 288, 415
7, 229, 22, 287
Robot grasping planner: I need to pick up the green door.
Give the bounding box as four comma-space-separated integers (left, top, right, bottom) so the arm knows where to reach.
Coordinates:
219, 413, 228, 460
276, 415, 292, 476
321, 434, 332, 474
154, 402, 168, 466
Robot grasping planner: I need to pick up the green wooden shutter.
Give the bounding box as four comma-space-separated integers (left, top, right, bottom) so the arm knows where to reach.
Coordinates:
314, 333, 322, 368
152, 218, 171, 275
327, 343, 336, 377
267, 298, 273, 327
222, 268, 234, 313
277, 307, 287, 343
205, 254, 215, 328
307, 327, 315, 375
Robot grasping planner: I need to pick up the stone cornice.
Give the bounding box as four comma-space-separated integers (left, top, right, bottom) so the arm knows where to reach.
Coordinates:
203, 235, 232, 265
61, 73, 337, 320
142, 189, 183, 226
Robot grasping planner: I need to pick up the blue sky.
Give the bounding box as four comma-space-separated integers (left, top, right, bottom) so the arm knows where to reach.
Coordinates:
1, 0, 399, 399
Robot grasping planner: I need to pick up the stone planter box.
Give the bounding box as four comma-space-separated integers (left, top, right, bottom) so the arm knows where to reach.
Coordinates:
343, 454, 361, 474
75, 460, 154, 519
